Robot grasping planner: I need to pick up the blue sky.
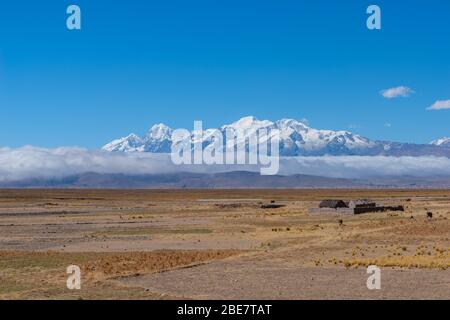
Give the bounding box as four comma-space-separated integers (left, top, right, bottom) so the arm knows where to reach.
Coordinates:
0, 0, 449, 148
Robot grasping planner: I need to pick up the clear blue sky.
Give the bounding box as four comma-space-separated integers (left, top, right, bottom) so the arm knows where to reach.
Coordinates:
0, 0, 449, 148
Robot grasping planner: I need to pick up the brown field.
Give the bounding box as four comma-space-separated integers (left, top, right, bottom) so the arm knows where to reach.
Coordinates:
0, 189, 449, 300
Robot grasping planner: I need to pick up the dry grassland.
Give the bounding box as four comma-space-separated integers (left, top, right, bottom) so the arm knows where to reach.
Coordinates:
0, 189, 448, 299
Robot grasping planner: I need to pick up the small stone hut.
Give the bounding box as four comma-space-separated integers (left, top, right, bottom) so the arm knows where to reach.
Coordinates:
319, 200, 348, 209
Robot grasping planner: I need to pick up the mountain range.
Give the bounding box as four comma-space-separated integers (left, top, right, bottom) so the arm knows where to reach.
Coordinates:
103, 116, 450, 157
3, 116, 449, 189
3, 171, 450, 189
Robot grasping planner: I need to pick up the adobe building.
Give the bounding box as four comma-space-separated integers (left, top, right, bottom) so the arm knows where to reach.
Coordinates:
309, 199, 404, 215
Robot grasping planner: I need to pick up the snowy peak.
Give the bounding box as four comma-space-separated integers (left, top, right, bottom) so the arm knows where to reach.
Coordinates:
430, 137, 450, 147
102, 124, 173, 153
276, 118, 310, 131
102, 134, 143, 152
147, 123, 172, 140
222, 116, 274, 132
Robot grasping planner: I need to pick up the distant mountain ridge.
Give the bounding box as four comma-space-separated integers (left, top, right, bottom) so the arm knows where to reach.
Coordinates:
103, 116, 450, 157
2, 171, 450, 189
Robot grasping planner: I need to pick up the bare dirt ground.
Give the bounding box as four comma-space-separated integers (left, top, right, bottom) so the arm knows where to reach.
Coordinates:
0, 189, 448, 300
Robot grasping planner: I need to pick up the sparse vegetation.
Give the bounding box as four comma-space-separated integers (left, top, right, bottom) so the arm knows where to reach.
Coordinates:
0, 189, 449, 299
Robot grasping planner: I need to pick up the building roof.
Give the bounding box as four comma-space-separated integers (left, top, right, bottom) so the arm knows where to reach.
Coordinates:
348, 199, 376, 208
319, 200, 348, 209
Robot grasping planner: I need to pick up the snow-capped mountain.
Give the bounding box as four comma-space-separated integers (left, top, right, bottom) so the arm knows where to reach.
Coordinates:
430, 137, 450, 147
102, 116, 450, 157
103, 124, 173, 153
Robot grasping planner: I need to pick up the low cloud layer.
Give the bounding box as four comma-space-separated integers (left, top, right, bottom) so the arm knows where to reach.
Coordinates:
1, 146, 450, 182
0, 147, 176, 182
277, 156, 450, 178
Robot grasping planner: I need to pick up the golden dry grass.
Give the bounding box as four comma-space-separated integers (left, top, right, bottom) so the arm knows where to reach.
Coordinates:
342, 253, 449, 270
0, 250, 242, 299
82, 250, 241, 279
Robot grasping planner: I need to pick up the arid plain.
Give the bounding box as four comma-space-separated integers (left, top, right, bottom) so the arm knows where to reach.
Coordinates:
0, 189, 448, 300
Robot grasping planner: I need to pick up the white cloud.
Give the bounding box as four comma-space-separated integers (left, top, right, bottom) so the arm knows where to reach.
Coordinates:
0, 146, 262, 182
380, 86, 414, 99
427, 100, 450, 111
1, 146, 450, 182
278, 156, 450, 178
0, 147, 176, 182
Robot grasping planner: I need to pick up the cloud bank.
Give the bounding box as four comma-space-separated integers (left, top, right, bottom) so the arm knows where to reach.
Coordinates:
277, 156, 450, 178
380, 86, 414, 99
1, 146, 450, 182
0, 147, 176, 182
